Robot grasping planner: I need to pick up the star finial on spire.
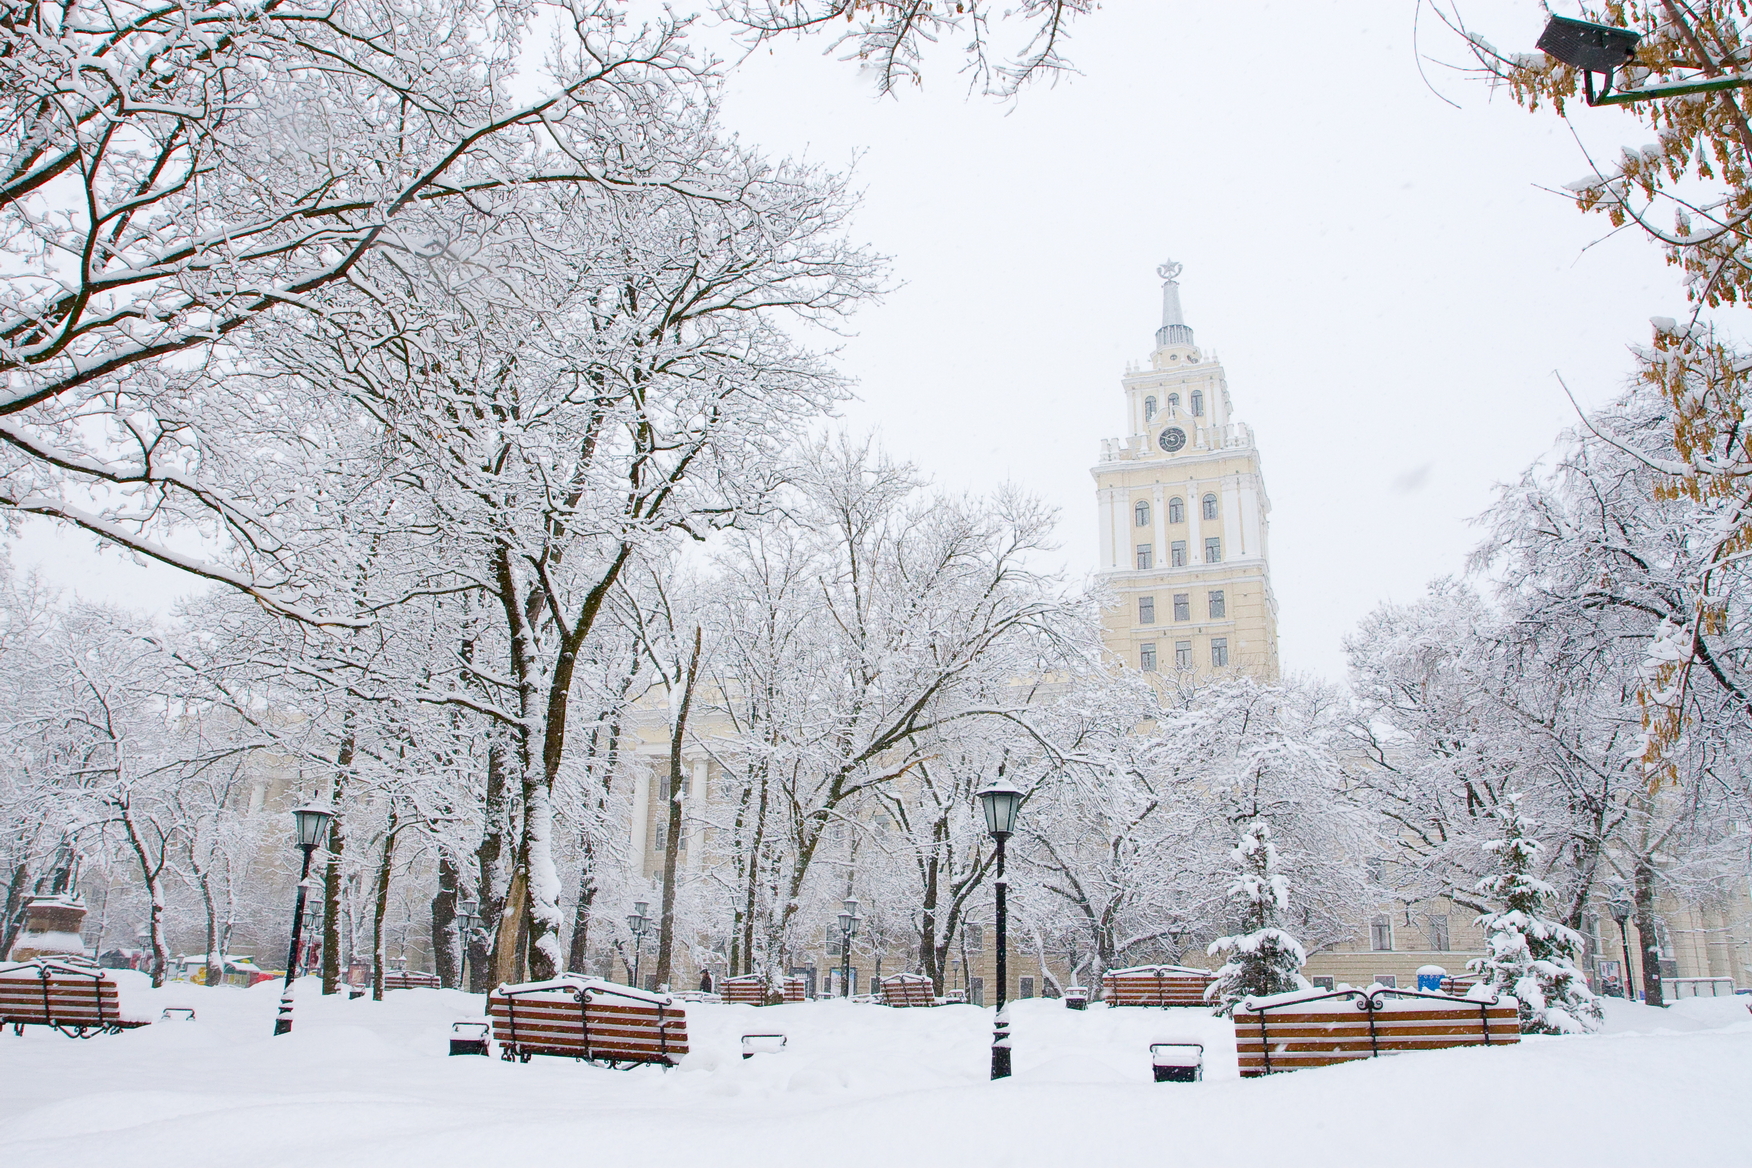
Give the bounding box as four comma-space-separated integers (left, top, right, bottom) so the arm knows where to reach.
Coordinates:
1156, 259, 1183, 283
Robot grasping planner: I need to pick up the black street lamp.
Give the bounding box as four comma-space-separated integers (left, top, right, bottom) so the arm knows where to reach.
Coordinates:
1608, 886, 1638, 1002
977, 780, 1022, 1080
627, 901, 652, 989
837, 896, 861, 997
457, 898, 480, 991
1534, 13, 1752, 107
274, 802, 333, 1035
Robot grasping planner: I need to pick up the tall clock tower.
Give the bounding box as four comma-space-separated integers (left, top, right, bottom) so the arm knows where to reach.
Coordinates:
1093, 262, 1279, 683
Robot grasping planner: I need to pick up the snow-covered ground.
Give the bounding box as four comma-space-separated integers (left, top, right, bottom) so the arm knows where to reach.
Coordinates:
1, 976, 1746, 1167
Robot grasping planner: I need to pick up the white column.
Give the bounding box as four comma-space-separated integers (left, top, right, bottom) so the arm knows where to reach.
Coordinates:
686, 758, 708, 871
1152, 483, 1167, 572
1097, 486, 1116, 570
1223, 476, 1244, 558
630, 759, 651, 873
1188, 474, 1203, 565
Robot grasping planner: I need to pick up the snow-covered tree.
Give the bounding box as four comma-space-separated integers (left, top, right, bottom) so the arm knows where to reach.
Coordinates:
1469, 797, 1603, 1034
1205, 822, 1309, 1016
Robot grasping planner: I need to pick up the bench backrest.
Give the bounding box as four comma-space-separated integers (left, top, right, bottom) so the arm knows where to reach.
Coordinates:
721, 976, 769, 1005
488, 980, 688, 1066
783, 976, 806, 1003
0, 966, 123, 1030
880, 976, 935, 1007
1102, 966, 1215, 1007
1234, 988, 1518, 1077
382, 971, 441, 991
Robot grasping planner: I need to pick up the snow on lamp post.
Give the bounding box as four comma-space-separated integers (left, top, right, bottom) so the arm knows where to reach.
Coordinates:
274, 802, 333, 1035
976, 780, 1021, 1080
627, 902, 652, 989
837, 897, 861, 998
457, 899, 480, 991
1608, 886, 1638, 1001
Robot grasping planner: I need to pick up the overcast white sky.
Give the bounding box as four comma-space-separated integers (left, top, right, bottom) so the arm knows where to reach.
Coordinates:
5, 1, 1710, 681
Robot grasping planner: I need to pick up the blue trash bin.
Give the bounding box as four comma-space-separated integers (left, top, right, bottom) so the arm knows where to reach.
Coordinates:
1416, 965, 1448, 993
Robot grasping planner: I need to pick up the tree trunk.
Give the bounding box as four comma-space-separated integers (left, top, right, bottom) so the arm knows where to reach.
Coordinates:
322, 733, 354, 994
0, 862, 28, 957
741, 775, 769, 976
492, 865, 529, 987
919, 850, 942, 992
200, 870, 221, 988
372, 815, 398, 1001
1634, 856, 1665, 1007
472, 737, 514, 992
431, 850, 460, 988
654, 627, 703, 989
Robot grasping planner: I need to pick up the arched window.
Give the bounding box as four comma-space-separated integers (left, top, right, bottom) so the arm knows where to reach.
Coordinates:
1202, 493, 1218, 520
1143, 395, 1156, 422
1167, 497, 1184, 524
1190, 389, 1204, 416
1166, 393, 1180, 414
1134, 500, 1150, 527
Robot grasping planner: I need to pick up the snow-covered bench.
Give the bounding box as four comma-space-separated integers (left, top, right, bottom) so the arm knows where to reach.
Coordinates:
1101, 965, 1216, 1007
1234, 984, 1518, 1077
784, 975, 807, 1003
721, 974, 771, 1005
0, 958, 148, 1038
488, 976, 688, 1067
382, 970, 441, 991
879, 973, 936, 1007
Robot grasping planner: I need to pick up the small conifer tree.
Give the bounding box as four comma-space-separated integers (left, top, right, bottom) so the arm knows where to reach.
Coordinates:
1469, 796, 1603, 1034
1206, 822, 1310, 1016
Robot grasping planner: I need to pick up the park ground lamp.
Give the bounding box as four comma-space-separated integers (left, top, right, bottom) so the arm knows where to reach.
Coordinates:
976, 780, 1022, 1079
1607, 885, 1637, 1001
274, 802, 333, 1035
837, 896, 862, 997
1537, 14, 1752, 106
627, 902, 652, 989
457, 898, 481, 990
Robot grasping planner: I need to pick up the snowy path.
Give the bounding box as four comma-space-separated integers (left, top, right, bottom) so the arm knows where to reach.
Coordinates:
1, 975, 1746, 1167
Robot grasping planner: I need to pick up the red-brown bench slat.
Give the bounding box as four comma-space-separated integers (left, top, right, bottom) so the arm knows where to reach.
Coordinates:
488, 977, 688, 1067
1234, 989, 1519, 1076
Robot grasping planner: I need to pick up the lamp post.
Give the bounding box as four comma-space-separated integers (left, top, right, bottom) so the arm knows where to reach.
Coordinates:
626, 902, 652, 989
1608, 886, 1638, 1002
274, 802, 333, 1035
977, 780, 1022, 1080
837, 896, 861, 997
456, 898, 480, 992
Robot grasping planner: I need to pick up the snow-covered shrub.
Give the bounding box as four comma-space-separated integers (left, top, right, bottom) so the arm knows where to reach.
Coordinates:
1205, 822, 1310, 1015
1468, 797, 1602, 1034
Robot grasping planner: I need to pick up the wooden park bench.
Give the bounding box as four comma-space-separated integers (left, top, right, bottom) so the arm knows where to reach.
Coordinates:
1234, 984, 1519, 1077
0, 958, 148, 1038
489, 976, 688, 1067
783, 975, 807, 1003
1101, 965, 1217, 1007
382, 970, 441, 991
720, 974, 770, 1005
879, 973, 936, 1007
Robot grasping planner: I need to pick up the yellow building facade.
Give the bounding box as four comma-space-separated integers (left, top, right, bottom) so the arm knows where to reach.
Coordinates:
1093, 262, 1279, 682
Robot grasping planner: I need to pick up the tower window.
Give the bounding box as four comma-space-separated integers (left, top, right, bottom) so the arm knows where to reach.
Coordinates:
1167, 393, 1180, 414
1136, 544, 1153, 570
1170, 540, 1186, 567
1202, 493, 1218, 520
1173, 593, 1189, 621
1143, 395, 1156, 422
1191, 389, 1204, 416
1204, 537, 1221, 563
1138, 596, 1155, 624
1168, 497, 1184, 524
1140, 643, 1157, 672
1134, 500, 1150, 527
1211, 638, 1228, 667
1174, 640, 1192, 670
1208, 590, 1225, 618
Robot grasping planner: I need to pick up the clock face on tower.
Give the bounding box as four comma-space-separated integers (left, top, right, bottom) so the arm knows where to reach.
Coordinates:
1158, 427, 1187, 453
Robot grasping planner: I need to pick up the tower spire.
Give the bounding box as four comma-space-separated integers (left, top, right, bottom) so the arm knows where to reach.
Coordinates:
1155, 260, 1195, 350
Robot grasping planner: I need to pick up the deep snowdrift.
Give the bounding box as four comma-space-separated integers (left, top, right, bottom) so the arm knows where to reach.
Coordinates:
0, 975, 1745, 1167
